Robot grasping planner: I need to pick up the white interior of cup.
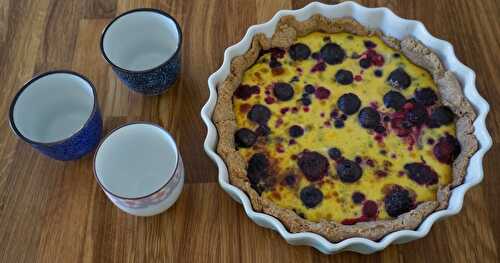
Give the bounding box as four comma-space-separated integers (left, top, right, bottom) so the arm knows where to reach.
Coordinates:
94, 123, 178, 199
12, 72, 95, 144
102, 10, 180, 71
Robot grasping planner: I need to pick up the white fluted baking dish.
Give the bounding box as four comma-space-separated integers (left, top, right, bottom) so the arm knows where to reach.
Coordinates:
201, 1, 491, 254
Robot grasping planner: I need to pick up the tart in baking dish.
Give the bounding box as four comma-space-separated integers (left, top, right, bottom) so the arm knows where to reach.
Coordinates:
214, 15, 477, 241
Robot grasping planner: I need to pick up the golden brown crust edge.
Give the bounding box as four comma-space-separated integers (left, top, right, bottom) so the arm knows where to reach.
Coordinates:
213, 15, 478, 242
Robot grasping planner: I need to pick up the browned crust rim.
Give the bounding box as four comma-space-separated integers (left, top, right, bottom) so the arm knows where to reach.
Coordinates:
213, 15, 478, 242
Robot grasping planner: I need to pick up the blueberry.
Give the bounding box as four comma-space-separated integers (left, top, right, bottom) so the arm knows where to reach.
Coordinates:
320, 43, 346, 65
247, 153, 269, 185
364, 40, 377, 49
248, 104, 271, 124
383, 91, 406, 110
234, 128, 257, 148
300, 186, 324, 208
304, 84, 316, 94
336, 159, 363, 183
282, 174, 296, 186
298, 151, 329, 182
256, 125, 271, 136
330, 109, 339, 119
374, 69, 383, 77
334, 119, 345, 128
384, 187, 413, 218
335, 69, 354, 85
234, 85, 259, 100
273, 82, 294, 101
289, 43, 311, 61
430, 106, 455, 127
387, 68, 411, 89
415, 87, 438, 106
352, 192, 365, 204
404, 163, 438, 185
289, 125, 304, 138
337, 93, 361, 115
269, 58, 282, 69
374, 125, 386, 133
328, 147, 342, 160
401, 120, 413, 129
405, 104, 428, 126
248, 153, 268, 174
311, 52, 320, 60
300, 97, 311, 106
433, 134, 461, 164
359, 58, 372, 69
358, 107, 381, 129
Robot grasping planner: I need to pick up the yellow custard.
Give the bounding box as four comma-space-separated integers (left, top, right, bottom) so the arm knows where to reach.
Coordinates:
232, 32, 456, 223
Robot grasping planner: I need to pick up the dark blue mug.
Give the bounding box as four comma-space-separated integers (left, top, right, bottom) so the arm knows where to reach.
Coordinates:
100, 8, 182, 96
9, 70, 103, 161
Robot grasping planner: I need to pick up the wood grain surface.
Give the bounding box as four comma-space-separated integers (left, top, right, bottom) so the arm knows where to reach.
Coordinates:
0, 0, 498, 262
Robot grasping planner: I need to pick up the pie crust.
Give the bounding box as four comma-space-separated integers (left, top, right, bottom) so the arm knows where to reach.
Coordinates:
213, 15, 478, 241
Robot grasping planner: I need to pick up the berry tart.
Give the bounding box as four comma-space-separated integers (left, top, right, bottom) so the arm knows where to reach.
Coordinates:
213, 15, 478, 241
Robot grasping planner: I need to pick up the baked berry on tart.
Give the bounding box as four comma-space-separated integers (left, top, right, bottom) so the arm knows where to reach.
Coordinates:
213, 15, 478, 242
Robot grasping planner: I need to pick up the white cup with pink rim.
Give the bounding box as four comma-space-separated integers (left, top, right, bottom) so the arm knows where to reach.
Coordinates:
93, 122, 184, 216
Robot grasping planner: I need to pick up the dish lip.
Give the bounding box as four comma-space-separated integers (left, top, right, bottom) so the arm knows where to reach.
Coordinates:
201, 1, 492, 254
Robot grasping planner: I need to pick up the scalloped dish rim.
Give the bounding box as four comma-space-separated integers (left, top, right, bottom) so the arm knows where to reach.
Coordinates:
201, 1, 491, 254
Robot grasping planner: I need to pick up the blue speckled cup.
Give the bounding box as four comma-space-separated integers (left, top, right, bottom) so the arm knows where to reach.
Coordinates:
9, 71, 103, 161
100, 8, 182, 96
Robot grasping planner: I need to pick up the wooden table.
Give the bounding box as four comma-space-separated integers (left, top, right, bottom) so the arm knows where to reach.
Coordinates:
0, 0, 498, 262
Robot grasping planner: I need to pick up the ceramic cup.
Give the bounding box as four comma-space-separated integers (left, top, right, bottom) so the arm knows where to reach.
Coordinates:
9, 70, 103, 161
93, 122, 184, 216
100, 8, 182, 96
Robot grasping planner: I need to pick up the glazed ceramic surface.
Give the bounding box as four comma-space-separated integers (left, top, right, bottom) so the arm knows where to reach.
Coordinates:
9, 70, 102, 161
94, 123, 184, 216
201, 1, 492, 254
100, 8, 182, 96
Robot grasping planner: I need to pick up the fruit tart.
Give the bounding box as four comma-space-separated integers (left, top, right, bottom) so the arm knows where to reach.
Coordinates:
213, 15, 478, 241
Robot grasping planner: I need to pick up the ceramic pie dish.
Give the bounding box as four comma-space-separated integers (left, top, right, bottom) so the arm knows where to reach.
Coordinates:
201, 1, 491, 254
